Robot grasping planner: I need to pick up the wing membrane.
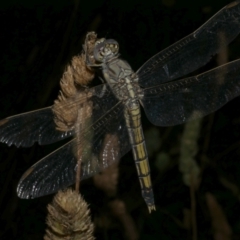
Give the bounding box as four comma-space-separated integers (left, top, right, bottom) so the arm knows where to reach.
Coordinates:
0, 84, 117, 148
17, 102, 131, 199
137, 1, 240, 87
142, 59, 240, 126
0, 107, 73, 147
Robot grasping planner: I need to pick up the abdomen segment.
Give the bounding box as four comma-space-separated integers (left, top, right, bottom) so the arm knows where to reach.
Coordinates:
124, 104, 156, 213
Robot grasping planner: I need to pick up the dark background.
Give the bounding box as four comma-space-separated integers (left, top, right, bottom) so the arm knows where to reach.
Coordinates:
1, 0, 240, 239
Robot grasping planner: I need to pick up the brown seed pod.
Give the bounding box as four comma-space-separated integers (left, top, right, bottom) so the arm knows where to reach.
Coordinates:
52, 32, 98, 132
44, 189, 94, 240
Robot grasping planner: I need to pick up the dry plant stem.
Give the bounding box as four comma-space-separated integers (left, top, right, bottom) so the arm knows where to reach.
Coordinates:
109, 200, 139, 240
179, 117, 201, 238
75, 99, 93, 192
219, 177, 240, 201
93, 134, 120, 196
93, 161, 138, 239
93, 162, 119, 197
214, 140, 240, 163
74, 168, 81, 194
190, 171, 197, 240
52, 32, 97, 193
75, 108, 82, 193
182, 208, 191, 230
75, 32, 97, 192
75, 166, 80, 193
94, 162, 139, 240
201, 33, 228, 165
205, 192, 232, 240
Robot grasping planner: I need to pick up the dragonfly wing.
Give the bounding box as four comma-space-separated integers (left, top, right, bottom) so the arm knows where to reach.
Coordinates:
17, 139, 77, 198
137, 1, 240, 87
142, 59, 240, 126
0, 107, 73, 147
0, 84, 115, 148
17, 88, 131, 199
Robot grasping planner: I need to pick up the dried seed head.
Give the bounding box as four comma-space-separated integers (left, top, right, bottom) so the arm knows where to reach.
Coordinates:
44, 189, 94, 240
53, 96, 78, 131
71, 56, 94, 86
52, 32, 97, 132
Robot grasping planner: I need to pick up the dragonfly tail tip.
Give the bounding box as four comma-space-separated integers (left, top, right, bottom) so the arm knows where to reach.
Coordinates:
148, 205, 156, 213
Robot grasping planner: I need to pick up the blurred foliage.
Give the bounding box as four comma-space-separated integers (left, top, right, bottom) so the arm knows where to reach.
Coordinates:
1, 0, 240, 239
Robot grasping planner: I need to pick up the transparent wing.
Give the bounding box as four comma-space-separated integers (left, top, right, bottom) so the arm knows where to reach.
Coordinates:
0, 107, 73, 147
0, 83, 116, 148
142, 59, 240, 126
137, 1, 240, 87
17, 90, 131, 199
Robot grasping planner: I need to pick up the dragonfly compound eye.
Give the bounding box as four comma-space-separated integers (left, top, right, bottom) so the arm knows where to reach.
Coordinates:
93, 38, 119, 62
104, 39, 119, 55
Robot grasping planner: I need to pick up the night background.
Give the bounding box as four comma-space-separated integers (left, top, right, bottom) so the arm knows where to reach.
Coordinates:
1, 0, 240, 239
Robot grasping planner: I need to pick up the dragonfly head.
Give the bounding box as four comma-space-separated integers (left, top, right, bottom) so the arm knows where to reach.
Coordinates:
93, 38, 119, 62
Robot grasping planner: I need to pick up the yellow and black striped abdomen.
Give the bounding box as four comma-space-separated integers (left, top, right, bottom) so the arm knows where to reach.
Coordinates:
124, 104, 156, 212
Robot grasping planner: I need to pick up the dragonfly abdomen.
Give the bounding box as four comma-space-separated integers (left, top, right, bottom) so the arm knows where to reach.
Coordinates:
124, 103, 156, 213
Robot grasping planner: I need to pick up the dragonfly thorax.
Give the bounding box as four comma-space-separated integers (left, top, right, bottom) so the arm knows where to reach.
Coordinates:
101, 56, 144, 103
112, 76, 144, 106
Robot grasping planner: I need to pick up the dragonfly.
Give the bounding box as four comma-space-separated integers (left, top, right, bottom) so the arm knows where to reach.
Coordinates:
1, 1, 240, 213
